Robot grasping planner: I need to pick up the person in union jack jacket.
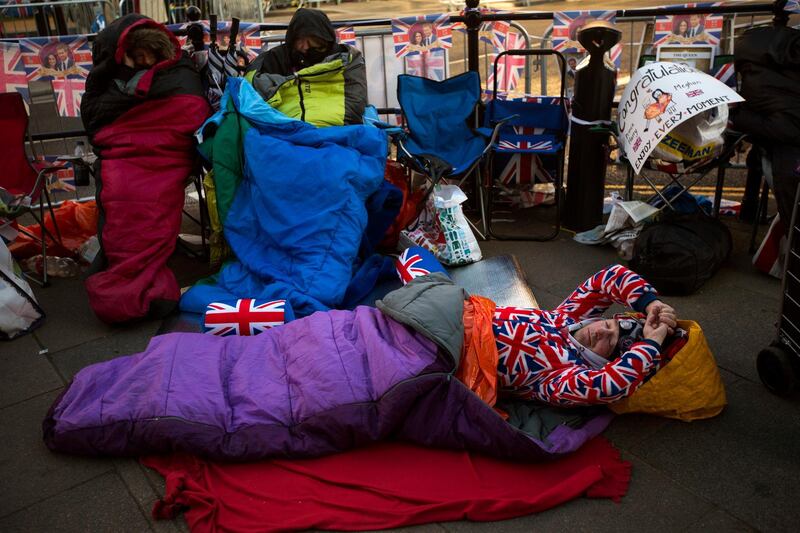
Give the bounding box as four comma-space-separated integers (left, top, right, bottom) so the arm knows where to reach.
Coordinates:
492, 264, 678, 406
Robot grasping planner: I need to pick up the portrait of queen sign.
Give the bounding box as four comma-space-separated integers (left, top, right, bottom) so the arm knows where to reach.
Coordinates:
617, 61, 743, 174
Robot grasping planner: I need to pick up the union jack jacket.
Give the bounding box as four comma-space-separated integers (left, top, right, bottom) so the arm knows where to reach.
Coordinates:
492, 264, 663, 406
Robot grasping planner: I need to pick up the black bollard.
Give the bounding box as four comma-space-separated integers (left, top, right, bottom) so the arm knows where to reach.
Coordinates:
563, 21, 621, 233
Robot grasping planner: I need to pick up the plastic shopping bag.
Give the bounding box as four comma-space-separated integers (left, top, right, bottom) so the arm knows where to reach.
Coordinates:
433, 184, 482, 266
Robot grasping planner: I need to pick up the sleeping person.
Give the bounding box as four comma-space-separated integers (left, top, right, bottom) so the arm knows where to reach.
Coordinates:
81, 14, 211, 324
45, 256, 680, 463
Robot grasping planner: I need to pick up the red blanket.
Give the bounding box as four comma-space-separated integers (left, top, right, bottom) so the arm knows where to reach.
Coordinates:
143, 437, 630, 532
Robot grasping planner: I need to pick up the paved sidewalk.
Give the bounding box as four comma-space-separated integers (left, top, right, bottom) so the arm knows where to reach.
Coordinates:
1, 216, 799, 532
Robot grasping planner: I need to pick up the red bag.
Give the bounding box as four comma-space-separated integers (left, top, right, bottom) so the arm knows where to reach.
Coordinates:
380, 161, 426, 250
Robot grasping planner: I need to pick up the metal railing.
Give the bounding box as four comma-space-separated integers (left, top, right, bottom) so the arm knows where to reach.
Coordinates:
1, 0, 116, 37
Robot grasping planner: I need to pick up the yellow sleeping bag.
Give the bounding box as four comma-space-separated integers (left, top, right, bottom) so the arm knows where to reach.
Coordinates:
610, 320, 726, 421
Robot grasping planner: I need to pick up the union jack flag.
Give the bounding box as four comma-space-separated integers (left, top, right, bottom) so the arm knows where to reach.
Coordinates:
712, 61, 736, 89
553, 11, 622, 67
32, 155, 75, 194
653, 4, 724, 49
0, 42, 29, 102
405, 49, 447, 81
555, 264, 655, 320
204, 299, 286, 336
394, 246, 445, 284
480, 19, 511, 51
392, 13, 453, 58
167, 21, 264, 60
494, 305, 538, 322
19, 36, 92, 82
498, 138, 554, 152
497, 152, 554, 186
335, 26, 358, 47
51, 78, 85, 118
487, 31, 526, 94
453, 6, 511, 52
0, 0, 33, 18
395, 249, 430, 283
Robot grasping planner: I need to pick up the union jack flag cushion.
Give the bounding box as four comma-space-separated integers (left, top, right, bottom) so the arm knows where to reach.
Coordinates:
204, 299, 291, 336
395, 246, 448, 285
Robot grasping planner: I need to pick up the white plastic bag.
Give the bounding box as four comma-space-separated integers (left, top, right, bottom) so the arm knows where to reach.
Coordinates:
652, 105, 728, 163
433, 184, 482, 265
0, 240, 44, 340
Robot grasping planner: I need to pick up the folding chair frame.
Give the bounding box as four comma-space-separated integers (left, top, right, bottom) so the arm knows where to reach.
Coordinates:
482, 49, 569, 241
625, 132, 748, 217
392, 73, 510, 240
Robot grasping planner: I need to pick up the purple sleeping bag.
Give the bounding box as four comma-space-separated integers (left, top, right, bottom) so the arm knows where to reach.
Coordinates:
44, 275, 611, 461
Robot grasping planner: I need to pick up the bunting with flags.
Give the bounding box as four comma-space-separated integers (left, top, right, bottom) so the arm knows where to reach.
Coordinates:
653, 4, 724, 49
487, 31, 526, 94
0, 0, 34, 18
19, 35, 92, 82
335, 26, 358, 47
712, 60, 735, 89
51, 77, 85, 117
553, 11, 622, 67
392, 13, 453, 58
166, 20, 264, 60
0, 42, 29, 102
405, 49, 447, 81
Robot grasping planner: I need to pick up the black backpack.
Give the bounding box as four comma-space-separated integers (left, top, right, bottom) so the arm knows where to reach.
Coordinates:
629, 212, 732, 295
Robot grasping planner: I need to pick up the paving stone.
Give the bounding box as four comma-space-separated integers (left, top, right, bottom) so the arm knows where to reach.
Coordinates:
0, 391, 115, 517
442, 456, 715, 533
113, 460, 188, 533
0, 472, 150, 533
626, 379, 800, 532
0, 335, 63, 408
682, 508, 756, 532
47, 327, 161, 381
28, 277, 122, 355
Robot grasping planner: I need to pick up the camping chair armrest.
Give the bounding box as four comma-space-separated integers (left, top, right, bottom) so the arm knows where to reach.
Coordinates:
480, 114, 518, 157
395, 136, 452, 183
363, 105, 405, 136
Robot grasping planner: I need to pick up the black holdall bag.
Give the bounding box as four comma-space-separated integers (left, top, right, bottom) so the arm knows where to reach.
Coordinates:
629, 212, 733, 295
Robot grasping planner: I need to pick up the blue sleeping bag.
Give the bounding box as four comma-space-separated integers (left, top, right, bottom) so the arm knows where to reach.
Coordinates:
181, 78, 389, 317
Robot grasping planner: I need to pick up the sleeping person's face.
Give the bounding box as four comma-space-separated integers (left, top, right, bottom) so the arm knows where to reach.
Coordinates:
129, 47, 158, 69
573, 318, 619, 360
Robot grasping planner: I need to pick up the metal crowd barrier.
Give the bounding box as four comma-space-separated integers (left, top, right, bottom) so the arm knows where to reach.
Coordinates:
1, 0, 116, 36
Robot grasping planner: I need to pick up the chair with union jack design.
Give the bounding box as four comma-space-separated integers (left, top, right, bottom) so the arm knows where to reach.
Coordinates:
482, 49, 569, 241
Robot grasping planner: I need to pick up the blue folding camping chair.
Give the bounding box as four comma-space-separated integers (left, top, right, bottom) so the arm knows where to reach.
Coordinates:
393, 71, 507, 238
481, 49, 569, 241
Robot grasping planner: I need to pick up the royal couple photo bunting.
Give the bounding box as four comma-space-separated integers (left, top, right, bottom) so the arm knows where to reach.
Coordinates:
17, 36, 92, 117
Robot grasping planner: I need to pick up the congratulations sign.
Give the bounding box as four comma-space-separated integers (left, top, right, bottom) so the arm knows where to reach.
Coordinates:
617, 62, 743, 173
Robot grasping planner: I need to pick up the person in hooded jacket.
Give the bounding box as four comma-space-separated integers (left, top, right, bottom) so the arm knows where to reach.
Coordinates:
80, 14, 211, 324
246, 8, 367, 126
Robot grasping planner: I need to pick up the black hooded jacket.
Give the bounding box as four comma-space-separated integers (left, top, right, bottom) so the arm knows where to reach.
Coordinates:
731, 24, 800, 146
81, 14, 205, 138
248, 8, 345, 76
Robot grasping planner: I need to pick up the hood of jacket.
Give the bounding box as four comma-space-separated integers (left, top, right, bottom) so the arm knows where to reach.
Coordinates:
285, 8, 337, 49
376, 273, 467, 368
